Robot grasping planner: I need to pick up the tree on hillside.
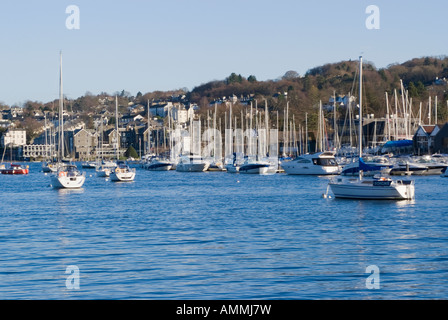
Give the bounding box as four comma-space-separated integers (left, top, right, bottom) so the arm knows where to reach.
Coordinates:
248, 75, 257, 83
226, 73, 244, 84
282, 70, 300, 80
125, 145, 139, 159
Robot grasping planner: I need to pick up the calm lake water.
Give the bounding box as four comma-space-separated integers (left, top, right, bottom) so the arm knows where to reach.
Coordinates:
1, 162, 448, 300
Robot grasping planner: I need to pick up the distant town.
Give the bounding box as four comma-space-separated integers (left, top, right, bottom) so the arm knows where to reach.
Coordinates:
1, 56, 448, 162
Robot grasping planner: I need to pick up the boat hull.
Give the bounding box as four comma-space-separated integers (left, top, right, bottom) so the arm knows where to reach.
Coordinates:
147, 162, 173, 171
1, 164, 29, 175
238, 164, 269, 174
176, 163, 209, 172
110, 170, 136, 182
1, 169, 29, 175
329, 179, 414, 200
1, 169, 30, 175
51, 174, 86, 189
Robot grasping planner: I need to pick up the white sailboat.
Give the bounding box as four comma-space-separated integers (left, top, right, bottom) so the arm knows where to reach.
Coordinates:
110, 96, 136, 182
50, 52, 86, 189
110, 160, 136, 181
176, 118, 209, 172
328, 57, 415, 200
42, 115, 58, 173
234, 100, 274, 174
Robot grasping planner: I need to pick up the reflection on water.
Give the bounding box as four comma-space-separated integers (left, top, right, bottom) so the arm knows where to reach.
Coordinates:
57, 188, 85, 196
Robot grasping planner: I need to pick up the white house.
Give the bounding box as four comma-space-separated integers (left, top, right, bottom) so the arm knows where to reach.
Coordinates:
169, 104, 189, 124
1, 129, 26, 147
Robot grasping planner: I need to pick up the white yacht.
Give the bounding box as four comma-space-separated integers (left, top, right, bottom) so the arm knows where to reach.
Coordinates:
108, 97, 136, 182
327, 56, 415, 200
176, 155, 209, 172
389, 158, 428, 176
51, 164, 86, 189
145, 156, 173, 171
238, 157, 271, 174
281, 152, 340, 175
329, 175, 415, 200
110, 161, 136, 182
50, 52, 86, 190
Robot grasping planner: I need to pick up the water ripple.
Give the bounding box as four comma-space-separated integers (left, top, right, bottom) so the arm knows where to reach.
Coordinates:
1, 163, 448, 299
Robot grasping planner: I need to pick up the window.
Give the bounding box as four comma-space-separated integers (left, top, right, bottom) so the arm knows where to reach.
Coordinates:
316, 158, 337, 166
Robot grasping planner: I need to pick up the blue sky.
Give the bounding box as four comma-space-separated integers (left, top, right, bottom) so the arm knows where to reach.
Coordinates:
0, 0, 446, 106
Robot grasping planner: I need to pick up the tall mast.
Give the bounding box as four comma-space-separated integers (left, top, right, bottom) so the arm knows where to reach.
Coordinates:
319, 100, 323, 152
419, 102, 422, 126
394, 89, 398, 139
265, 99, 269, 157
400, 79, 407, 138
358, 56, 363, 157
435, 95, 438, 125
385, 92, 390, 141
147, 99, 153, 155
305, 112, 308, 154
115, 95, 119, 160
333, 91, 338, 151
59, 51, 64, 161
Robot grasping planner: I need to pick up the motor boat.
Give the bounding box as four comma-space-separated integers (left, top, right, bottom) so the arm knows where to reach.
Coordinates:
238, 156, 271, 174
1, 163, 29, 175
281, 152, 340, 175
145, 156, 173, 171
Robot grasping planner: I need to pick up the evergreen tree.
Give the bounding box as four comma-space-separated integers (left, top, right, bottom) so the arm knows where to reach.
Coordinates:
125, 146, 139, 159
248, 75, 257, 83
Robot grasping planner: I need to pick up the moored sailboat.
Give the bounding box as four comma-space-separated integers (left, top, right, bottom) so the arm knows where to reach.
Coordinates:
110, 160, 136, 181
50, 52, 86, 189
109, 96, 136, 182
328, 56, 415, 200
